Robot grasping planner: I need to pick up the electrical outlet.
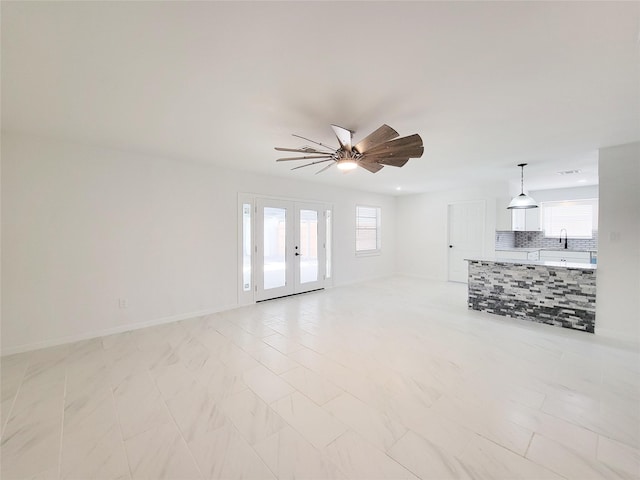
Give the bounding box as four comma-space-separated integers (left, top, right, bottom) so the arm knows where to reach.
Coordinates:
118, 298, 128, 309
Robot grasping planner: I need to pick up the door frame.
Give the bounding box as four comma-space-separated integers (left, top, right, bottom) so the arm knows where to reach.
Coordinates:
447, 200, 486, 283
237, 193, 333, 305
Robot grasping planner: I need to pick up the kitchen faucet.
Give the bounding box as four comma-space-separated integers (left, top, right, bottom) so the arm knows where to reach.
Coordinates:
559, 228, 568, 249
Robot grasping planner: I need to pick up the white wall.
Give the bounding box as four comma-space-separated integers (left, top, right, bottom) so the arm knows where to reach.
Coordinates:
596, 142, 640, 343
396, 183, 509, 281
529, 185, 598, 202
1, 133, 397, 353
5, 132, 636, 351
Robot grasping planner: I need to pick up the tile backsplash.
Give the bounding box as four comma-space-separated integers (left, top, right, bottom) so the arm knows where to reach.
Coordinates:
495, 231, 516, 249
496, 230, 598, 250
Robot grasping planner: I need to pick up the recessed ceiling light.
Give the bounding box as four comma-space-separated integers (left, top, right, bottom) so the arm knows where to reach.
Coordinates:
396, 186, 402, 191
577, 179, 587, 183
557, 169, 582, 175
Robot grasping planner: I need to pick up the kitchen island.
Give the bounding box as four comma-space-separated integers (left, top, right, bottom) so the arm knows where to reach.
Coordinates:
465, 257, 596, 333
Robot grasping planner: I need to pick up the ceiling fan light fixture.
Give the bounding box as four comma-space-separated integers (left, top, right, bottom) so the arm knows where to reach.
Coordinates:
507, 163, 538, 209
336, 158, 357, 171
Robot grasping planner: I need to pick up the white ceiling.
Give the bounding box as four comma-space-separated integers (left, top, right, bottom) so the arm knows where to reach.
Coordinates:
2, 1, 638, 195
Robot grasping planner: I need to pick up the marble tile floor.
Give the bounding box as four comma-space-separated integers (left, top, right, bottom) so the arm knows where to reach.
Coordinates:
1, 276, 639, 479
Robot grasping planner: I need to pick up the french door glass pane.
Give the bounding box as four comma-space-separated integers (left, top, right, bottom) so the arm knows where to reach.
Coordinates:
325, 209, 332, 279
299, 209, 318, 284
263, 207, 286, 290
242, 204, 251, 291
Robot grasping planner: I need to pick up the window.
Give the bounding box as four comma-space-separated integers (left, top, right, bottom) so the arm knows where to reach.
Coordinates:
242, 203, 252, 291
356, 205, 381, 254
541, 199, 598, 238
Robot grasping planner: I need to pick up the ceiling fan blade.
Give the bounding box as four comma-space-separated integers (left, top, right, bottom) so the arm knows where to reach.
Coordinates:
291, 134, 337, 152
362, 145, 424, 161
275, 147, 334, 155
291, 159, 335, 170
377, 157, 410, 168
358, 161, 384, 173
277, 155, 332, 161
330, 124, 354, 151
363, 134, 424, 158
354, 124, 399, 154
315, 163, 335, 175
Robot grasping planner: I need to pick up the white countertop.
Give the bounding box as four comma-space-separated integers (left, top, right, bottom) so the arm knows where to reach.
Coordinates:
495, 248, 597, 253
465, 257, 597, 270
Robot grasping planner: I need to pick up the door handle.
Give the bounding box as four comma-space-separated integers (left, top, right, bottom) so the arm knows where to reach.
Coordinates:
295, 252, 300, 256
449, 245, 453, 248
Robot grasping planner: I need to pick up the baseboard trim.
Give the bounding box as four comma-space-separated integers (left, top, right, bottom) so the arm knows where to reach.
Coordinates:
1, 304, 238, 356
595, 327, 640, 349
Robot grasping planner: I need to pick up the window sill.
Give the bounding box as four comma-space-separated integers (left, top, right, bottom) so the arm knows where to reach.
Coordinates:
356, 250, 381, 257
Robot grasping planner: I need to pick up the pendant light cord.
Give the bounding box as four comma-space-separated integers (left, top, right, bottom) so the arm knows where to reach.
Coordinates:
517, 163, 528, 195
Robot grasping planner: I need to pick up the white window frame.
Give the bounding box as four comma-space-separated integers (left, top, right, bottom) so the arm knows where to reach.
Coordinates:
355, 205, 381, 256
541, 198, 598, 239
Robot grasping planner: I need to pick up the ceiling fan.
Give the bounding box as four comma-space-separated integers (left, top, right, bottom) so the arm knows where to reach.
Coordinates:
275, 124, 424, 174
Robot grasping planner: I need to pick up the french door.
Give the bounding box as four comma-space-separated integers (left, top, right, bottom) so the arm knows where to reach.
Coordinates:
255, 198, 326, 301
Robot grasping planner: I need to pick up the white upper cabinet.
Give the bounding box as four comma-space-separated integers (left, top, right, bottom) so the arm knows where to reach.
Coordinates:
495, 197, 513, 230
512, 209, 525, 231
525, 207, 541, 231
511, 208, 541, 231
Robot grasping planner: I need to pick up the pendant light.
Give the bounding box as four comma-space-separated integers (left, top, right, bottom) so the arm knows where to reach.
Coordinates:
507, 163, 538, 209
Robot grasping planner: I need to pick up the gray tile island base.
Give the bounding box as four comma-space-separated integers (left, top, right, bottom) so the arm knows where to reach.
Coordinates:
466, 259, 596, 333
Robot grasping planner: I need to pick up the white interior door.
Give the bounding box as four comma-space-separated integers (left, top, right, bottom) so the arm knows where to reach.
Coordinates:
255, 198, 326, 301
448, 201, 485, 283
